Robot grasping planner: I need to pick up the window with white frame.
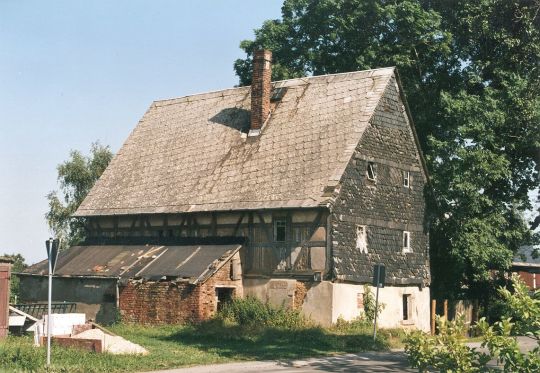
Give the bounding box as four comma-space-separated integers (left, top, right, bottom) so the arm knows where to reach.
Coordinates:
402, 231, 411, 253
356, 225, 368, 253
367, 162, 376, 180
403, 170, 410, 187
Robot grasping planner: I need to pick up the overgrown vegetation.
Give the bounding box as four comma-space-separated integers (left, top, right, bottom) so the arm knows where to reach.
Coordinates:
405, 275, 540, 372
0, 298, 401, 372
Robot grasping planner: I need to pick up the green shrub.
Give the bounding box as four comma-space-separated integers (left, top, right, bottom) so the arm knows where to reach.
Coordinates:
405, 275, 540, 372
362, 284, 385, 323
218, 297, 309, 329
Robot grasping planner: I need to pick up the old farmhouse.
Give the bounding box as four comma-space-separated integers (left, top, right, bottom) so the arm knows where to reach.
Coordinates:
21, 50, 430, 330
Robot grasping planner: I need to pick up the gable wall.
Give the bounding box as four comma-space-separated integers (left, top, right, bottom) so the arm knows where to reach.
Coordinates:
331, 76, 430, 286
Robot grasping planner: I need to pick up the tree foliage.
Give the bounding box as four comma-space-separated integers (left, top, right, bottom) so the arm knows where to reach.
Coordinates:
1, 253, 27, 303
46, 142, 113, 249
235, 0, 540, 299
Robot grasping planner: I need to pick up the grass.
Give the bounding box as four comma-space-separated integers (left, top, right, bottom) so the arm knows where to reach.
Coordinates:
0, 299, 406, 372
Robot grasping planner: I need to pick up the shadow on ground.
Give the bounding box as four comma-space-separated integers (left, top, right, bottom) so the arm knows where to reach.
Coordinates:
160, 319, 390, 361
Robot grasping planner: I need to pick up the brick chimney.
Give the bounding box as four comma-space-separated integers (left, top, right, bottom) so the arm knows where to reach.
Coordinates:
250, 49, 272, 134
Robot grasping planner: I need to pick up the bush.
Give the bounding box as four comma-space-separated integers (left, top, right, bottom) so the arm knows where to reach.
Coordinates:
405, 275, 540, 372
218, 297, 310, 329
362, 284, 385, 323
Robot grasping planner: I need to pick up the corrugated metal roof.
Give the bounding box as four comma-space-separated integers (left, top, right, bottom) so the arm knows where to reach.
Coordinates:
22, 244, 240, 283
74, 68, 396, 216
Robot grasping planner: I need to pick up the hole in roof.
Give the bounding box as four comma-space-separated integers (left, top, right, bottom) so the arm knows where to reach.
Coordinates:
209, 108, 250, 133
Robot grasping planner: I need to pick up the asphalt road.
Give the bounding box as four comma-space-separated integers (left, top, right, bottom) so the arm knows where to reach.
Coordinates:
143, 350, 415, 373
143, 336, 537, 373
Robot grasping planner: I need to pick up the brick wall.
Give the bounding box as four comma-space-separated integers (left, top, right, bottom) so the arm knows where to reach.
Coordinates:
119, 258, 242, 324
330, 76, 430, 286
251, 49, 272, 130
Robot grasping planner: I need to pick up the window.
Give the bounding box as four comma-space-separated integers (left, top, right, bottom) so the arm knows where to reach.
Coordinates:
403, 231, 411, 253
367, 162, 376, 180
274, 218, 287, 242
403, 294, 412, 321
356, 225, 368, 253
403, 171, 410, 187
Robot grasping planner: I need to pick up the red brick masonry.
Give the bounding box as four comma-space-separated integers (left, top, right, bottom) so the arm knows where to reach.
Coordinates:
119, 260, 241, 324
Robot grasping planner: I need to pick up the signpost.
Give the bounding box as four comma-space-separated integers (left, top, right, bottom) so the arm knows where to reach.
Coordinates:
372, 264, 385, 340
45, 238, 59, 367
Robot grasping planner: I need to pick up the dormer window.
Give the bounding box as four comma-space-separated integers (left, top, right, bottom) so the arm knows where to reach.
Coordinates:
367, 162, 376, 180
402, 231, 411, 253
403, 171, 410, 188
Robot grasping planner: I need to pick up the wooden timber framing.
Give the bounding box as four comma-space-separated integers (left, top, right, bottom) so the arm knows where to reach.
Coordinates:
83, 208, 329, 277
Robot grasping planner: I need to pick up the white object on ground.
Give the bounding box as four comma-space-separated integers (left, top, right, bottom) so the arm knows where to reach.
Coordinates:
28, 313, 86, 346
72, 328, 148, 355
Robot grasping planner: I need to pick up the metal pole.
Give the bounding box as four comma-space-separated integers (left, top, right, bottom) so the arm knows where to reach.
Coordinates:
373, 266, 380, 340
47, 256, 52, 366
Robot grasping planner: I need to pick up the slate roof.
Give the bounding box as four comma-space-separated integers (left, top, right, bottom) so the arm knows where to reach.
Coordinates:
21, 244, 241, 284
74, 68, 395, 217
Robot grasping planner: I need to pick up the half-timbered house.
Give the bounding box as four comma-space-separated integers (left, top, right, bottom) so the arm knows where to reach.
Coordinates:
21, 50, 430, 329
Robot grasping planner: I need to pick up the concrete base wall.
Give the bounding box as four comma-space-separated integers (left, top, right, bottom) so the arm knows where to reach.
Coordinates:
243, 279, 430, 331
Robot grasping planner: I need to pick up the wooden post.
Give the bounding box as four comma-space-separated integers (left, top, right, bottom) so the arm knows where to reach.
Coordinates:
431, 299, 436, 335
443, 299, 448, 320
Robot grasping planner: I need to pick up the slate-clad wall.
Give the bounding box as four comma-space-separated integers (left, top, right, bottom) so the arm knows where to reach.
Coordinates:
119, 259, 241, 324
331, 76, 430, 285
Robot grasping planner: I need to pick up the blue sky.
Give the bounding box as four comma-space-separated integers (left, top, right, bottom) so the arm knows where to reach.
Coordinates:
0, 1, 283, 264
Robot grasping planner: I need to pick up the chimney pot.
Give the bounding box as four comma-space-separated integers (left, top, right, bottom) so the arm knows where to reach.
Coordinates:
250, 49, 272, 134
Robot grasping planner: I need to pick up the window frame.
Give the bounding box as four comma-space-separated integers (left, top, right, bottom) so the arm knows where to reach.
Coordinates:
403, 170, 410, 188
356, 225, 368, 253
367, 162, 376, 181
273, 218, 287, 242
402, 231, 412, 253
402, 294, 412, 321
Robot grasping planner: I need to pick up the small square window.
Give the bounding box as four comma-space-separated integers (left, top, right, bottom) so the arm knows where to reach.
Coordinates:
367, 162, 376, 180
403, 171, 410, 187
274, 219, 287, 242
356, 225, 368, 253
402, 231, 411, 253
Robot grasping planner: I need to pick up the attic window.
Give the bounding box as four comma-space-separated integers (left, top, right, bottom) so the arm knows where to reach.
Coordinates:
403, 171, 410, 188
367, 162, 376, 180
356, 225, 368, 254
403, 231, 411, 253
270, 87, 287, 102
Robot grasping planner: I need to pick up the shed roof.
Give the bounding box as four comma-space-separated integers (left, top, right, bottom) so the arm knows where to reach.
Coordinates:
74, 68, 396, 216
22, 244, 240, 284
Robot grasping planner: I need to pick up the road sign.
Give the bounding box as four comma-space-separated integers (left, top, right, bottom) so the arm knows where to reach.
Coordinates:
372, 264, 385, 288
46, 238, 59, 275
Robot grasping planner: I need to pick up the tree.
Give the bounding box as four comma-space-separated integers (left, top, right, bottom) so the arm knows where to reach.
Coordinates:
46, 142, 113, 249
1, 253, 27, 303
234, 0, 540, 300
